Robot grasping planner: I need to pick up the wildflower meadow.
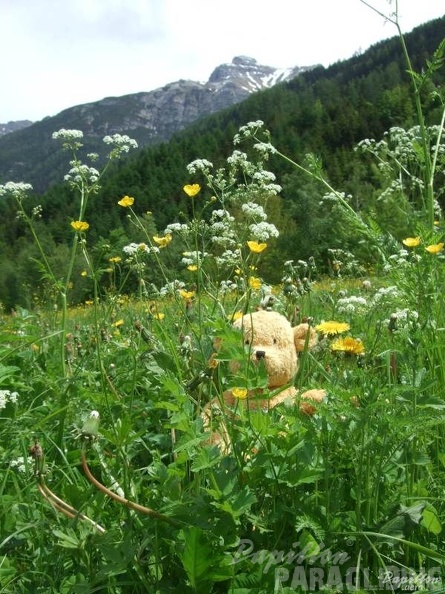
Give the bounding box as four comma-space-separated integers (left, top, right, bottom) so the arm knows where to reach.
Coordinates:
1, 9, 445, 594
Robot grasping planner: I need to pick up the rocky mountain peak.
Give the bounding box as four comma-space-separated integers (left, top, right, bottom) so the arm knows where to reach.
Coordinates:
0, 56, 316, 191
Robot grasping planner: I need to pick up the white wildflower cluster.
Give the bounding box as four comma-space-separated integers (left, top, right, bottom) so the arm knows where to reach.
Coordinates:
164, 222, 190, 235
10, 456, 33, 474
103, 133, 138, 152
233, 120, 265, 145
181, 251, 206, 267
240, 202, 279, 240
52, 129, 84, 141
159, 280, 185, 297
241, 202, 267, 220
52, 128, 84, 150
253, 142, 277, 156
209, 209, 236, 248
371, 285, 400, 304
219, 279, 238, 294
0, 181, 33, 199
64, 162, 100, 186
248, 221, 279, 242
385, 308, 419, 331
0, 389, 19, 410
337, 295, 368, 314
320, 191, 352, 206
186, 159, 214, 175
383, 250, 413, 272
215, 249, 242, 267
32, 204, 43, 218
226, 150, 250, 168
123, 242, 159, 256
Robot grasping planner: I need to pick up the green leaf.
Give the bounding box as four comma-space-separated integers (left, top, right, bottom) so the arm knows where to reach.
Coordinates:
52, 529, 80, 550
177, 526, 214, 589
421, 504, 442, 535
213, 486, 257, 522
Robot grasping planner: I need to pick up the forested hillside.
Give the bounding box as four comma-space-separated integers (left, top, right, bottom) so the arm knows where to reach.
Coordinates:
0, 16, 444, 310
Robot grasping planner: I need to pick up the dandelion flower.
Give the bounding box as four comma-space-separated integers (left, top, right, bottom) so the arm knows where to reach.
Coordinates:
425, 242, 444, 254
71, 220, 89, 232
231, 311, 243, 322
315, 321, 350, 336
232, 387, 248, 400
247, 240, 268, 253
331, 337, 365, 355
402, 237, 421, 247
183, 184, 201, 197
153, 234, 172, 248
118, 195, 134, 207
249, 277, 262, 290
207, 353, 219, 369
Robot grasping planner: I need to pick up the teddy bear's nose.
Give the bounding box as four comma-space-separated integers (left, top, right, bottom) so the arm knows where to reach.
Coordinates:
255, 350, 266, 360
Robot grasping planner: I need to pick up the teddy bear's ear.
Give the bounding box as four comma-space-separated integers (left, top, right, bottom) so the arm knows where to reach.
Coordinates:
293, 323, 318, 352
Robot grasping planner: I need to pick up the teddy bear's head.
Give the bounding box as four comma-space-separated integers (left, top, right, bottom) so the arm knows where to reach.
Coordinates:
232, 309, 318, 390
202, 310, 325, 451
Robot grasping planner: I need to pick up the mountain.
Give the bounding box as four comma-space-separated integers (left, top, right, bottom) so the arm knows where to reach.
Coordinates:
0, 56, 314, 192
0, 120, 33, 137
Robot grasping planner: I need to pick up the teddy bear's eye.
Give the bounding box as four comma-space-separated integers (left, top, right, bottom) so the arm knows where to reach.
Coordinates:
245, 339, 251, 346
273, 338, 277, 344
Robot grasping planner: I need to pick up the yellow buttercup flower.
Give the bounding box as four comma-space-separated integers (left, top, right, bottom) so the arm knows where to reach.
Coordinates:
231, 311, 243, 322
152, 312, 165, 321
183, 184, 201, 197
249, 276, 262, 290
109, 256, 122, 263
425, 242, 444, 254
247, 240, 268, 253
232, 387, 248, 400
118, 195, 134, 207
114, 319, 124, 327
187, 264, 198, 272
81, 270, 88, 277
179, 289, 195, 300
71, 220, 89, 232
402, 237, 421, 247
153, 233, 172, 248
315, 321, 350, 336
331, 337, 365, 355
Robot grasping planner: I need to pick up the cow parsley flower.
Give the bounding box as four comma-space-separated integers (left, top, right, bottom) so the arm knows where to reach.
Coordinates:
103, 134, 138, 158
186, 159, 213, 175
10, 456, 32, 474
0, 390, 19, 409
248, 222, 279, 241
0, 181, 33, 199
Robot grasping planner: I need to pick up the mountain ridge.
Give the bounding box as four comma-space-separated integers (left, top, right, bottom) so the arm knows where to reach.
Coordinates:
0, 56, 315, 191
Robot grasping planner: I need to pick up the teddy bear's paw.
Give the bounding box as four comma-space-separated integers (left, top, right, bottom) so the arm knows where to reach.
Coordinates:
298, 388, 327, 415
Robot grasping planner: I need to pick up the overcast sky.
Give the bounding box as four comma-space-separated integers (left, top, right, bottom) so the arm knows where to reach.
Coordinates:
2, 0, 444, 123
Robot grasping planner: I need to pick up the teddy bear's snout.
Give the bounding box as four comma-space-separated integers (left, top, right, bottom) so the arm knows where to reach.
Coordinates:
255, 350, 266, 360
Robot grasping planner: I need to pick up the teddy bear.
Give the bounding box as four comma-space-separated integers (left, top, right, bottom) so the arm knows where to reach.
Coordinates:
202, 309, 326, 451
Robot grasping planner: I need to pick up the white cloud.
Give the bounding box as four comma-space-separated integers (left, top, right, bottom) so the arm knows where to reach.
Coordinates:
1, 0, 444, 122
